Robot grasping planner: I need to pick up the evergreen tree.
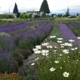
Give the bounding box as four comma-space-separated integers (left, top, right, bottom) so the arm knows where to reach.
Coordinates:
13, 3, 20, 17
13, 3, 18, 13
40, 0, 50, 13
65, 7, 70, 17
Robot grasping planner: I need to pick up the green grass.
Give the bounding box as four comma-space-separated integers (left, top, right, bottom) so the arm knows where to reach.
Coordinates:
47, 21, 62, 42
54, 17, 80, 21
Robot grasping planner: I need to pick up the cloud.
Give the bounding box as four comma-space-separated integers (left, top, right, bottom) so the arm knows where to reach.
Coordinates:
0, 0, 80, 14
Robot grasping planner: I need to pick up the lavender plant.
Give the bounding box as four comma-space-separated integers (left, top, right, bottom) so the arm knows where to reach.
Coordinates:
59, 24, 79, 46
0, 48, 18, 73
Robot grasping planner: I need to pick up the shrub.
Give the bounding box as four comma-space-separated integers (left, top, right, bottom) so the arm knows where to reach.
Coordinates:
0, 14, 14, 19
57, 14, 62, 17
20, 13, 29, 19
34, 15, 41, 18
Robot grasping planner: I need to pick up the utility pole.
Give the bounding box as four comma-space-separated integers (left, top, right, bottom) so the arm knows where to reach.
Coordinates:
9, 8, 10, 15
0, 7, 1, 11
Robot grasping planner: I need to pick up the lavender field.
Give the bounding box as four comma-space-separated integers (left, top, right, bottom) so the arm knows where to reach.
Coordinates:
0, 19, 53, 73
0, 18, 80, 80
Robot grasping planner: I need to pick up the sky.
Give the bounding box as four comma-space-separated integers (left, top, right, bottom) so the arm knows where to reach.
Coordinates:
0, 0, 80, 14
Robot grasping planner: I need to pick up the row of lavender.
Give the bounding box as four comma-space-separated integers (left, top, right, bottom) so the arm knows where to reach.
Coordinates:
0, 21, 53, 73
59, 24, 79, 46
0, 22, 23, 28
0, 20, 47, 33
71, 21, 80, 27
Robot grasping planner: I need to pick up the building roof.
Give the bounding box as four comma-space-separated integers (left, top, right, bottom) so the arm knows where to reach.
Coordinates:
27, 10, 40, 13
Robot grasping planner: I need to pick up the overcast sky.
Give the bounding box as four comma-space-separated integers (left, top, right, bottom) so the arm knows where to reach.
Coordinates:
0, 0, 80, 14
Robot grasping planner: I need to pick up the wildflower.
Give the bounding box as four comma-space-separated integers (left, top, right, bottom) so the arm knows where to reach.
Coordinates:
77, 60, 79, 62
33, 48, 38, 52
63, 72, 70, 77
42, 42, 49, 46
54, 46, 57, 48
50, 36, 56, 38
34, 50, 41, 54
46, 45, 53, 49
57, 38, 63, 40
54, 60, 59, 64
69, 39, 74, 43
61, 45, 64, 48
35, 45, 41, 49
64, 61, 65, 62
57, 40, 62, 44
67, 43, 73, 47
50, 67, 56, 72
63, 49, 69, 54
63, 43, 72, 47
31, 63, 35, 66
75, 47, 78, 50
53, 50, 57, 52
77, 37, 80, 39
60, 54, 62, 56
60, 67, 62, 69
42, 50, 49, 56
71, 48, 75, 51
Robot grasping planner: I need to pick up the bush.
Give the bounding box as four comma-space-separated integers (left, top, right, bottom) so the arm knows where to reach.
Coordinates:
34, 15, 41, 18
57, 14, 62, 17
20, 13, 29, 19
0, 14, 14, 19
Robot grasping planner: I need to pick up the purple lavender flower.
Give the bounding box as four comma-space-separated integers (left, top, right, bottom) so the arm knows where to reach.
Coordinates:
59, 24, 79, 46
0, 48, 18, 73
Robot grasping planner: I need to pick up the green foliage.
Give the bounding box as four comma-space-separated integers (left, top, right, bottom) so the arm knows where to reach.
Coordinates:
57, 14, 63, 17
13, 3, 19, 13
34, 37, 80, 80
64, 8, 70, 17
42, 13, 46, 17
20, 60, 37, 80
20, 13, 29, 19
13, 3, 19, 18
40, 0, 50, 13
34, 15, 41, 18
17, 12, 21, 18
0, 14, 14, 19
70, 27, 80, 36
48, 21, 62, 39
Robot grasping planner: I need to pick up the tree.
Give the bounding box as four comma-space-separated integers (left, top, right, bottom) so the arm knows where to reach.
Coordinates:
64, 7, 70, 17
13, 3, 20, 17
13, 3, 18, 13
39, 0, 50, 13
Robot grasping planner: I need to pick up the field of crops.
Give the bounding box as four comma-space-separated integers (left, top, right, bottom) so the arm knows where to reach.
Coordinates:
0, 19, 53, 73
0, 18, 80, 80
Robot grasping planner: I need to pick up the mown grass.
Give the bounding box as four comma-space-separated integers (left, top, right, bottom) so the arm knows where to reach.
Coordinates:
54, 17, 80, 21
